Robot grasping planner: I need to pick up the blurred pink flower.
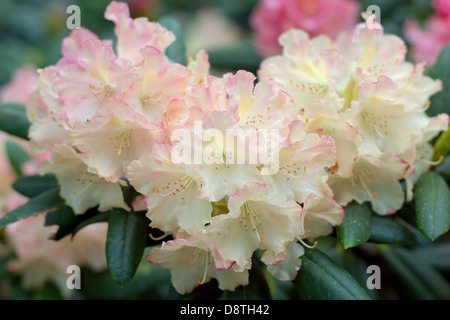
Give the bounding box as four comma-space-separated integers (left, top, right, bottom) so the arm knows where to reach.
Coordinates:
250, 0, 361, 57
6, 214, 108, 293
0, 66, 38, 104
1, 67, 108, 294
0, 66, 40, 217
404, 0, 450, 65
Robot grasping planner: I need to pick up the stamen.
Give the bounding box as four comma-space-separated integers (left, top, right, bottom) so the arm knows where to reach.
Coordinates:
111, 128, 131, 156
157, 176, 193, 197
298, 237, 318, 249
72, 181, 93, 195
200, 253, 209, 285
422, 155, 444, 166
242, 202, 263, 243
352, 166, 377, 199
89, 83, 113, 98
278, 163, 307, 179
149, 232, 170, 241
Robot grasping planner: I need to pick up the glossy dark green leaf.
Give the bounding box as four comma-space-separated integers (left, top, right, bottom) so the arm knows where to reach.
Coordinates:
317, 237, 379, 300
337, 202, 372, 249
369, 215, 420, 246
427, 44, 450, 117
414, 171, 450, 240
159, 16, 186, 65
13, 173, 58, 198
0, 188, 64, 229
45, 205, 77, 240
293, 247, 371, 300
4, 140, 31, 176
378, 245, 450, 299
0, 103, 30, 140
71, 211, 110, 238
45, 206, 108, 241
106, 208, 149, 287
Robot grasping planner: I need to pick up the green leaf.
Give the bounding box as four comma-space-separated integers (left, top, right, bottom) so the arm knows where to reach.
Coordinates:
71, 211, 110, 238
158, 16, 186, 65
45, 205, 77, 240
106, 208, 149, 287
0, 103, 31, 140
378, 245, 450, 299
317, 237, 379, 299
293, 247, 371, 300
414, 171, 450, 240
433, 125, 450, 162
412, 243, 450, 271
0, 188, 64, 229
369, 215, 420, 246
336, 201, 372, 249
13, 173, 58, 198
427, 44, 450, 117
45, 206, 109, 241
4, 140, 31, 176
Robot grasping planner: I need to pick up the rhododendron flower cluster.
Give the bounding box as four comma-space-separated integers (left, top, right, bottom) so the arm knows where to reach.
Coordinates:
24, 2, 449, 295
27, 1, 343, 294
258, 22, 449, 215
250, 0, 361, 57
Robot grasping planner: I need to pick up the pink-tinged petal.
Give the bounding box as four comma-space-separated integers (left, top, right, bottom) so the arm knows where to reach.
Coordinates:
308, 117, 362, 178
392, 62, 442, 106
404, 143, 434, 202
128, 143, 211, 234
61, 28, 109, 63
347, 76, 424, 155
56, 40, 137, 125
301, 189, 344, 241
259, 31, 347, 107
186, 75, 227, 113
265, 121, 337, 203
147, 237, 247, 294
187, 49, 211, 86
128, 144, 186, 196
329, 153, 409, 215
125, 46, 193, 123
104, 1, 175, 65
352, 25, 407, 80
206, 183, 301, 269
39, 145, 128, 214
265, 241, 304, 281
26, 67, 68, 153
181, 111, 265, 202
68, 98, 162, 182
